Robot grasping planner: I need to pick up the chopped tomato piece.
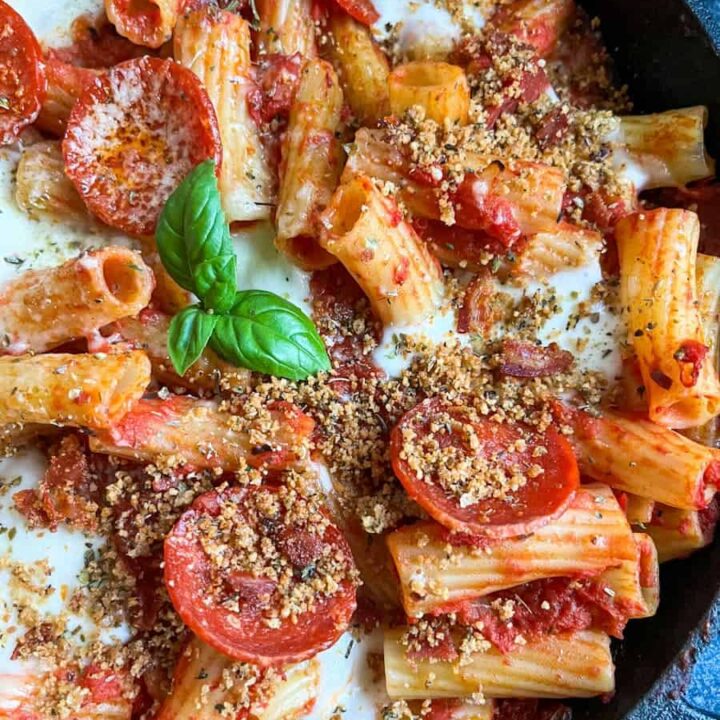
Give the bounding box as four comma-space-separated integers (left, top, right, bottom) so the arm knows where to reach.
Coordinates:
455, 32, 550, 128
63, 56, 222, 236
674, 339, 709, 388
404, 621, 458, 664
455, 576, 629, 651
497, 339, 574, 378
580, 187, 636, 237
249, 52, 304, 125
13, 434, 97, 532
0, 0, 46, 144
534, 106, 570, 149
164, 485, 358, 666
390, 397, 579, 538
310, 265, 381, 363
331, 0, 379, 26
452, 171, 522, 248
413, 218, 502, 269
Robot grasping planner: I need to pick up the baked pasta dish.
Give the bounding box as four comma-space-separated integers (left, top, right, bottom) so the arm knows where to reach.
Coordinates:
0, 0, 718, 718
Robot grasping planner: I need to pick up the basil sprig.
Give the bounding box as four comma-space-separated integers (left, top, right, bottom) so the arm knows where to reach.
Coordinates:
156, 160, 237, 313
156, 161, 330, 380
210, 291, 332, 381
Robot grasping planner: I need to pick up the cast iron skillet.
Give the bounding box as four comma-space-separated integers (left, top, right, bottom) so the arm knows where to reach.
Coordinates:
573, 1, 720, 718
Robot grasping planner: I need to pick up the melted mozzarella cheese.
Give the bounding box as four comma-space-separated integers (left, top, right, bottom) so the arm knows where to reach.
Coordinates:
501, 262, 624, 382
7, 0, 104, 47
372, 306, 463, 377
311, 629, 387, 718
372, 252, 623, 382
232, 222, 311, 314
371, 0, 486, 59
0, 450, 129, 676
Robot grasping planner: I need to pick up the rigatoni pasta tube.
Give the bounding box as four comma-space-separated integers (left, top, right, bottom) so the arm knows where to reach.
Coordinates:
156, 637, 248, 720
105, 0, 179, 48
615, 106, 714, 190
156, 636, 320, 720
389, 61, 470, 125
384, 628, 614, 700
556, 403, 720, 509
113, 310, 246, 392
624, 494, 655, 525
685, 252, 720, 446
696, 253, 720, 358
644, 502, 718, 562
344, 129, 565, 237
0, 248, 154, 355
319, 175, 444, 326
508, 223, 603, 283
599, 533, 659, 620
89, 396, 314, 472
0, 352, 151, 430
275, 59, 343, 269
15, 140, 86, 220
325, 11, 389, 126
617, 208, 720, 428
387, 485, 636, 617
113, 310, 248, 393
36, 55, 97, 137
175, 9, 273, 222
256, 0, 316, 57
254, 661, 320, 720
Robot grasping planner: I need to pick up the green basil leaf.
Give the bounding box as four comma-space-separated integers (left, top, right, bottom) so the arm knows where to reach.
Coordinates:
209, 290, 331, 381
156, 160, 237, 312
168, 305, 218, 377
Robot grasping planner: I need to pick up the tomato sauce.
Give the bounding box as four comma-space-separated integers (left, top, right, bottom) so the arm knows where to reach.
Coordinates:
454, 577, 628, 653
310, 265, 381, 363
409, 575, 629, 663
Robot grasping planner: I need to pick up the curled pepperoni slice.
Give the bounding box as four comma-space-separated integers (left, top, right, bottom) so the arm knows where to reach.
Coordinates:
390, 397, 579, 538
164, 485, 358, 666
0, 0, 46, 145
63, 56, 222, 236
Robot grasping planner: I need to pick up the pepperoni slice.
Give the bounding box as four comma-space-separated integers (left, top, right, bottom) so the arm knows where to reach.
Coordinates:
0, 0, 46, 145
164, 485, 358, 666
390, 397, 579, 538
63, 56, 222, 236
